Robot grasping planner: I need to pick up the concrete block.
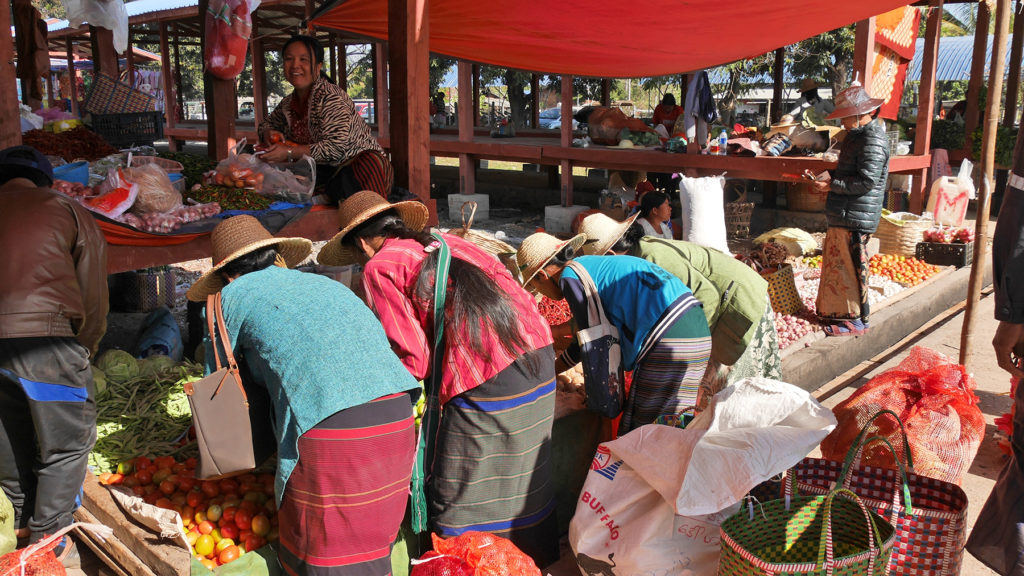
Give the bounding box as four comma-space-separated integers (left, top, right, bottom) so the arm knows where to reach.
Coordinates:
447, 193, 490, 221
544, 205, 590, 236
587, 168, 609, 179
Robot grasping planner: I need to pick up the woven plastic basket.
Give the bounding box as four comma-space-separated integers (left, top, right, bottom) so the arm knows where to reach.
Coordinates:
762, 263, 805, 316
876, 211, 933, 258
725, 182, 755, 238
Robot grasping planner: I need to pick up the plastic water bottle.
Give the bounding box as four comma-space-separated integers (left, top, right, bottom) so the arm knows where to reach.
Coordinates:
719, 130, 728, 156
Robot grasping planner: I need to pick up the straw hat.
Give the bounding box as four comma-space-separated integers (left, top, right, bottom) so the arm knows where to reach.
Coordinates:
579, 212, 639, 256
766, 114, 800, 138
317, 190, 430, 266
516, 232, 586, 288
186, 215, 312, 301
799, 78, 819, 93
827, 81, 884, 120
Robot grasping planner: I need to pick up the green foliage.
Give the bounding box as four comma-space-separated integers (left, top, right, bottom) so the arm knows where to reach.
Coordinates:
971, 124, 1018, 167
32, 0, 65, 18
930, 119, 966, 151
790, 25, 856, 92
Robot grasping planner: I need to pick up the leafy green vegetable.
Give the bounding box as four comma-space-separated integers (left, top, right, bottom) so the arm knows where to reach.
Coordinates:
138, 354, 179, 380
95, 349, 139, 384
92, 365, 107, 396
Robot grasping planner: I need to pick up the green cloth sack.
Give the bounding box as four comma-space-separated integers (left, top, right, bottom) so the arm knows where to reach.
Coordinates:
190, 544, 282, 576
0, 490, 14, 555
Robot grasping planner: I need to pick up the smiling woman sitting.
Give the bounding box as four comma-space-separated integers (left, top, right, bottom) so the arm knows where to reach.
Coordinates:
257, 35, 392, 202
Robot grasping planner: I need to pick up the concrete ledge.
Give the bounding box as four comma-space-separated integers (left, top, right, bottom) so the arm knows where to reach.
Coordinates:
781, 261, 992, 392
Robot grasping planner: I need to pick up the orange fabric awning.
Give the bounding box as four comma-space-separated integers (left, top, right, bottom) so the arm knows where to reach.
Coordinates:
312, 0, 915, 78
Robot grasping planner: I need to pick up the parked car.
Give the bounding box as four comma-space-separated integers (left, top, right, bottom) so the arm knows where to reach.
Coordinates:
537, 108, 578, 130
238, 101, 255, 118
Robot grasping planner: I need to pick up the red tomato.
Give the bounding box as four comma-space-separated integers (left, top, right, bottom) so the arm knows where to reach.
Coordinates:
153, 456, 177, 470
201, 481, 220, 499
197, 520, 215, 535
219, 523, 239, 541
251, 515, 271, 537
221, 506, 238, 524
234, 509, 253, 531
154, 498, 174, 510
135, 469, 153, 486
218, 478, 239, 495
133, 456, 153, 470
131, 485, 146, 496
171, 493, 187, 507
186, 490, 204, 509
218, 545, 240, 564
152, 468, 173, 484
159, 480, 177, 496
244, 534, 266, 552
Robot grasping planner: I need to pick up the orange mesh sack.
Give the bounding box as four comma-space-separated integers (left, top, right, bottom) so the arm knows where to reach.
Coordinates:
429, 532, 541, 576
0, 523, 112, 576
820, 346, 984, 485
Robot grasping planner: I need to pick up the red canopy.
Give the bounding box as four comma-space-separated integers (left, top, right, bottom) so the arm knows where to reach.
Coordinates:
312, 0, 914, 78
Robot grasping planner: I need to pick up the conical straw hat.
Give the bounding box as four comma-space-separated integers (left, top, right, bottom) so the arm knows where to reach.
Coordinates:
317, 190, 430, 265
516, 232, 586, 287
579, 212, 639, 256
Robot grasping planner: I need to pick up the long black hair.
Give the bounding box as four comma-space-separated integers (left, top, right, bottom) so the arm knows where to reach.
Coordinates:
342, 210, 534, 361
638, 191, 670, 218
281, 34, 335, 84
610, 223, 646, 254
219, 246, 279, 283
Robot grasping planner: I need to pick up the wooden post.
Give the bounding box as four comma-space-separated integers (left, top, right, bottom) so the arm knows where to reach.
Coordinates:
199, 0, 237, 159
531, 74, 539, 128
45, 71, 56, 108
560, 75, 573, 207
387, 0, 434, 223
853, 17, 876, 88
90, 26, 119, 79
0, 0, 21, 148
159, 23, 175, 128
961, 0, 1011, 368
125, 31, 135, 82
66, 39, 79, 116
458, 61, 475, 196
964, 2, 991, 150
374, 42, 389, 135
472, 64, 480, 127
911, 0, 943, 214
251, 20, 267, 129
173, 27, 184, 122
771, 48, 785, 123
601, 78, 611, 106
1003, 0, 1024, 127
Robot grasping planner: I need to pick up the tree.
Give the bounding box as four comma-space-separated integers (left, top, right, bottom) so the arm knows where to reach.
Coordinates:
32, 0, 65, 19
790, 25, 857, 95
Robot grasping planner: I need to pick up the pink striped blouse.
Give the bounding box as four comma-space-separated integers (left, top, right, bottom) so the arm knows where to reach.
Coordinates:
361, 234, 553, 405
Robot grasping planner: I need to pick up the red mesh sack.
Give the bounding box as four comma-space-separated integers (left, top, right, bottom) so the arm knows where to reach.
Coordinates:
820, 346, 984, 485
430, 532, 541, 576
0, 537, 63, 576
410, 552, 474, 576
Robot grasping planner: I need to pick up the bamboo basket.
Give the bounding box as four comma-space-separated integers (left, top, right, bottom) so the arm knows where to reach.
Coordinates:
448, 201, 521, 281
725, 183, 755, 238
787, 182, 828, 212
876, 210, 933, 257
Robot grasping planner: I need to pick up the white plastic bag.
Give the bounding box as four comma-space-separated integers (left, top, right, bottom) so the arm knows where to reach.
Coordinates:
679, 175, 731, 255
926, 159, 974, 227
64, 0, 129, 54
568, 378, 836, 576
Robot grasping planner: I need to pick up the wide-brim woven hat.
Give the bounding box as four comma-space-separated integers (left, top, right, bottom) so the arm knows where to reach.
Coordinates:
579, 212, 639, 256
186, 215, 312, 301
827, 81, 884, 120
516, 232, 586, 288
317, 190, 430, 266
799, 78, 819, 93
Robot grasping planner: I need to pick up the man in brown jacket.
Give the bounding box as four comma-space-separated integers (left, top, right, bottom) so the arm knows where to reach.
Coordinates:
0, 146, 108, 565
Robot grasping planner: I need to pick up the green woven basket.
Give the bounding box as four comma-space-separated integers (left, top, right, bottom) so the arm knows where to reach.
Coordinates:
719, 489, 895, 576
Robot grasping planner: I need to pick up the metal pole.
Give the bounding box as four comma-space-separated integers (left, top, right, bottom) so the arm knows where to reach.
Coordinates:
961, 0, 1012, 367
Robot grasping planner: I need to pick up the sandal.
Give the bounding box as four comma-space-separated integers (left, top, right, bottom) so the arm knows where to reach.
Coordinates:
823, 320, 869, 337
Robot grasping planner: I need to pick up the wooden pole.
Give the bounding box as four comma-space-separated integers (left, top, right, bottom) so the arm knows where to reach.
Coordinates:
125, 31, 135, 82
911, 0, 943, 214
374, 42, 389, 135
1003, 0, 1024, 127
530, 74, 539, 128
0, 0, 21, 148
601, 78, 611, 106
964, 2, 991, 151
66, 38, 79, 116
961, 0, 1011, 368
159, 23, 174, 128
853, 17, 876, 88
458, 61, 475, 196
90, 26, 119, 79
560, 75, 573, 207
199, 0, 237, 159
771, 48, 785, 123
251, 19, 267, 129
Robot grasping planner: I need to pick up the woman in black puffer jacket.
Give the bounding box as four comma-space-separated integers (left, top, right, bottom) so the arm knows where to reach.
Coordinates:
810, 81, 890, 336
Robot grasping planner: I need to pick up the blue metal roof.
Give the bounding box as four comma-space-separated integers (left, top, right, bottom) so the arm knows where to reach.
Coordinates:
47, 0, 198, 32
907, 34, 1014, 82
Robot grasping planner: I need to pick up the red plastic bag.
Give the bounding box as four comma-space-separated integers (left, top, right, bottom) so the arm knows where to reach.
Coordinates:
204, 0, 256, 80
820, 346, 984, 485
426, 532, 540, 576
410, 552, 474, 576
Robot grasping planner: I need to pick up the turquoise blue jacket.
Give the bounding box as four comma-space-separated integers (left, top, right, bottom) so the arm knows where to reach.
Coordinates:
205, 266, 418, 503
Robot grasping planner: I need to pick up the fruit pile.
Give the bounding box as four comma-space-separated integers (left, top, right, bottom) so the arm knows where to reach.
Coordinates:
99, 456, 278, 569
922, 227, 975, 244
801, 255, 822, 269
868, 254, 940, 287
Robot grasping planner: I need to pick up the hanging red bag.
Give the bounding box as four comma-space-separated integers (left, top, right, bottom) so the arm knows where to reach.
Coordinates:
820, 346, 984, 485
204, 0, 257, 80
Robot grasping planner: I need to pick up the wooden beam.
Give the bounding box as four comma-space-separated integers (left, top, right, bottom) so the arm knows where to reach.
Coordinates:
458, 61, 475, 197
601, 78, 611, 106
853, 17, 876, 88
66, 39, 79, 116
911, 0, 943, 213
531, 74, 540, 128
964, 2, 991, 149
962, 0, 1011, 368
159, 23, 174, 128
173, 25, 185, 125
90, 26, 119, 78
251, 20, 267, 130
374, 42, 389, 134
1, 0, 20, 148
472, 64, 480, 127
1003, 0, 1024, 127
560, 75, 573, 207
387, 0, 435, 223
199, 0, 236, 159
772, 48, 785, 123
125, 31, 136, 80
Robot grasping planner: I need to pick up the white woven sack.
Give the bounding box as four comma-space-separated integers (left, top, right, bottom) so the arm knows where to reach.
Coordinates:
679, 176, 731, 255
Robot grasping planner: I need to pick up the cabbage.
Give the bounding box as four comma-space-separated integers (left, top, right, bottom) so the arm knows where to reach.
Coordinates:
137, 354, 178, 380
91, 366, 107, 396
95, 349, 139, 384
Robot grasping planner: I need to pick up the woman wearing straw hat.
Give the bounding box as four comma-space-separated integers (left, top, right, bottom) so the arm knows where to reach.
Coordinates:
517, 229, 711, 433
318, 191, 559, 565
577, 212, 780, 409
808, 81, 890, 336
788, 78, 835, 124
186, 216, 419, 576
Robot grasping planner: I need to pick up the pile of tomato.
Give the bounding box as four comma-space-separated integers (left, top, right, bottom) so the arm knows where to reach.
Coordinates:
98, 456, 278, 569
868, 254, 941, 287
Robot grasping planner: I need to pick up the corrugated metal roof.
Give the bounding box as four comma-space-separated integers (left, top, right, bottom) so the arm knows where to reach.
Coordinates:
46, 0, 198, 32
907, 34, 1013, 82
